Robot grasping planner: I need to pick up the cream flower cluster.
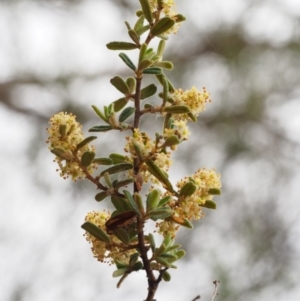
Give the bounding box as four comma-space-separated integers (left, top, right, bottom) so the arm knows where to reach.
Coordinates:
176, 168, 221, 219
47, 112, 96, 181
157, 168, 221, 237
169, 87, 211, 121
84, 211, 135, 264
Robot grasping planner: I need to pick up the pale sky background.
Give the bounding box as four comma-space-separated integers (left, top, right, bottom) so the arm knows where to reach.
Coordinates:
1, 1, 300, 301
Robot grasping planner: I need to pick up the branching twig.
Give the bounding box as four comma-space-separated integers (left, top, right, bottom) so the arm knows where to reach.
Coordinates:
210, 280, 220, 301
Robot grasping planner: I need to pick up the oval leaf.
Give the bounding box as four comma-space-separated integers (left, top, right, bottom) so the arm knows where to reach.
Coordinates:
106, 41, 138, 50
148, 207, 173, 221
81, 222, 110, 244
110, 76, 130, 95
151, 17, 175, 36
119, 53, 136, 71
95, 191, 108, 202
143, 67, 162, 74
100, 163, 133, 177
119, 107, 135, 123
89, 125, 113, 132
199, 200, 217, 209
141, 84, 157, 99
81, 151, 95, 167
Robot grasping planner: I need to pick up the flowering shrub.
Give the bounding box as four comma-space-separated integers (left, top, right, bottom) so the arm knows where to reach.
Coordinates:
47, 1, 221, 300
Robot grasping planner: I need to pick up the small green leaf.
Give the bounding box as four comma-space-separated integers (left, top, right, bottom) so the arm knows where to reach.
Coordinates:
88, 125, 112, 132
81, 222, 110, 244
100, 163, 133, 177
174, 249, 186, 260
143, 67, 163, 74
76, 136, 97, 151
109, 153, 127, 164
188, 112, 197, 122
110, 76, 130, 95
123, 190, 142, 216
81, 151, 95, 167
50, 148, 72, 160
119, 107, 135, 123
95, 191, 108, 202
151, 17, 175, 36
113, 178, 135, 190
119, 53, 136, 71
163, 105, 191, 114
93, 157, 113, 165
103, 172, 113, 187
145, 159, 174, 192
160, 253, 178, 261
154, 61, 173, 70
129, 253, 140, 265
111, 195, 131, 212
146, 189, 160, 212
131, 261, 143, 271
163, 135, 180, 147
173, 14, 186, 23
126, 77, 136, 93
134, 15, 145, 32
156, 256, 176, 268
113, 97, 128, 112
59, 124, 67, 138
162, 76, 169, 105
141, 84, 157, 99
156, 40, 165, 57
112, 268, 127, 278
162, 270, 171, 282
157, 196, 171, 207
179, 182, 197, 197
106, 41, 138, 50
148, 207, 173, 221
136, 24, 150, 36
155, 74, 175, 92
208, 188, 221, 195
134, 193, 145, 214
139, 0, 153, 24
91, 105, 108, 122
132, 141, 144, 161
199, 200, 217, 209
128, 29, 140, 45
139, 43, 148, 63
148, 233, 156, 252
144, 103, 155, 109
138, 59, 154, 71
113, 228, 130, 244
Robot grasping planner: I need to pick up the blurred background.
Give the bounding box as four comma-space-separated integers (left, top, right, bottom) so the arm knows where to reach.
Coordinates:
1, 0, 300, 300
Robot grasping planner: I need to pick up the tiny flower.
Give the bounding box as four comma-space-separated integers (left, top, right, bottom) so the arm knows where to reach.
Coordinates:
156, 220, 179, 238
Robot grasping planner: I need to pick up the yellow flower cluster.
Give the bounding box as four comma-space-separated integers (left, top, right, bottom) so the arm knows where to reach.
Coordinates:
46, 112, 97, 181
156, 168, 221, 236
84, 211, 135, 264
176, 168, 221, 220
169, 87, 211, 121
